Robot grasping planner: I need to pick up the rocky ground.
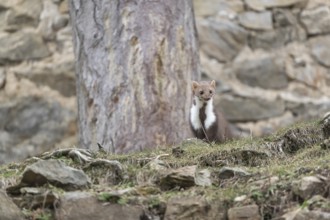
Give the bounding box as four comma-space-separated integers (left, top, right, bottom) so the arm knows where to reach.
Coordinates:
0, 114, 329, 220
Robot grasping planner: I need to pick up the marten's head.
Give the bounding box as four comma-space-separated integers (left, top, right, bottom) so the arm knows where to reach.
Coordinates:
192, 80, 216, 103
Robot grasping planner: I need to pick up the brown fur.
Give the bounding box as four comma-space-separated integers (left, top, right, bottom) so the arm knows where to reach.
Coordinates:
190, 80, 233, 143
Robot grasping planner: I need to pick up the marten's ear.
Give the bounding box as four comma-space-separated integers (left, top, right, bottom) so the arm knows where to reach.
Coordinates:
210, 80, 216, 88
192, 81, 199, 90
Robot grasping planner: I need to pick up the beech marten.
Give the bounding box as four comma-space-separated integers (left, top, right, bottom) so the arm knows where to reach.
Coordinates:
189, 80, 233, 143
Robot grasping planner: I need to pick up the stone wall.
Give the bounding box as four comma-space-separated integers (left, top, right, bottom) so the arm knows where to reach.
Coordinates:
0, 0, 76, 164
194, 0, 330, 136
0, 0, 329, 163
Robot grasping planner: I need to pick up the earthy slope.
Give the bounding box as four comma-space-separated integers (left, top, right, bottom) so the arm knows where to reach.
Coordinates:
0, 114, 329, 220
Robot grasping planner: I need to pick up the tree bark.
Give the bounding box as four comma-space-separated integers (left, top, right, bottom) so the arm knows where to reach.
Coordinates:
69, 0, 200, 153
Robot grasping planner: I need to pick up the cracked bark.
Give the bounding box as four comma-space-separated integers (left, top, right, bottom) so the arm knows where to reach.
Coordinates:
69, 0, 200, 153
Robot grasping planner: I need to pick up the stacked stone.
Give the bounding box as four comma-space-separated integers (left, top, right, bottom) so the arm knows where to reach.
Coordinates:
194, 0, 330, 136
0, 0, 76, 164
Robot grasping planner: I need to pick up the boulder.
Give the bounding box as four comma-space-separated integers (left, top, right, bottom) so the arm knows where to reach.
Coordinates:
273, 8, 297, 27
38, 0, 69, 40
159, 165, 196, 190
5, 0, 42, 30
227, 204, 261, 220
249, 26, 306, 50
18, 159, 90, 190
193, 0, 223, 17
164, 196, 221, 220
197, 19, 247, 62
0, 30, 50, 63
233, 54, 288, 89
194, 0, 244, 17
292, 176, 326, 200
238, 11, 273, 30
195, 169, 212, 186
0, 190, 24, 220
282, 208, 330, 220
309, 36, 330, 68
56, 191, 145, 220
0, 96, 76, 164
217, 96, 285, 122
0, 0, 15, 9
59, 0, 69, 14
11, 51, 76, 97
300, 6, 330, 35
285, 43, 329, 89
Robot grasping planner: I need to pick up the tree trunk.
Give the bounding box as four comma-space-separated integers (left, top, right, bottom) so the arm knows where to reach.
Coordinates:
69, 0, 200, 153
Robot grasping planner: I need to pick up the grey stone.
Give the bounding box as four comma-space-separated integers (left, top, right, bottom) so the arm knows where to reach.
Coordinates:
0, 12, 7, 31
245, 0, 307, 11
20, 159, 91, 190
17, 187, 59, 209
5, 0, 42, 30
198, 19, 247, 62
300, 6, 330, 35
193, 0, 223, 17
309, 36, 330, 68
0, 96, 76, 164
3, 97, 63, 137
195, 169, 212, 186
282, 209, 330, 220
11, 52, 76, 97
218, 96, 285, 122
228, 204, 261, 220
0, 30, 50, 63
238, 11, 273, 30
219, 167, 251, 179
285, 102, 330, 121
38, 0, 66, 40
85, 159, 123, 185
234, 55, 288, 89
59, 0, 69, 14
292, 176, 326, 200
164, 196, 219, 220
273, 8, 297, 27
56, 191, 145, 220
249, 26, 306, 50
0, 1, 16, 10
52, 15, 69, 31
194, 0, 244, 17
159, 165, 197, 190
0, 190, 24, 220
30, 72, 76, 97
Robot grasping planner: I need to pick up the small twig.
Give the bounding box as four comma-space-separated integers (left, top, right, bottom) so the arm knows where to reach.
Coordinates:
200, 124, 213, 147
155, 154, 170, 160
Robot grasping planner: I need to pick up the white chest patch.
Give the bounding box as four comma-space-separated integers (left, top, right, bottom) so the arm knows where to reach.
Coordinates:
190, 97, 216, 130
204, 99, 216, 129
190, 97, 203, 130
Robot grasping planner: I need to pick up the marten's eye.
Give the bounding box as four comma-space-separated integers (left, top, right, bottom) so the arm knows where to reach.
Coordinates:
209, 90, 213, 94
199, 91, 204, 95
